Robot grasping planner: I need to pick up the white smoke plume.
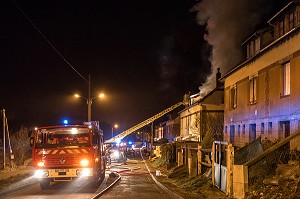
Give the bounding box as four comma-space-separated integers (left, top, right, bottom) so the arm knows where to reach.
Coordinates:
192, 0, 272, 97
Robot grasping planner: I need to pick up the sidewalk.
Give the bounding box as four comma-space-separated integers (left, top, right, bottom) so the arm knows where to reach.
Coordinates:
0, 166, 36, 195
143, 156, 226, 199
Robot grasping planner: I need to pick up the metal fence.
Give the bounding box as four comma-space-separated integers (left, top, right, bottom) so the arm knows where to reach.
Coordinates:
244, 131, 300, 186
234, 137, 263, 165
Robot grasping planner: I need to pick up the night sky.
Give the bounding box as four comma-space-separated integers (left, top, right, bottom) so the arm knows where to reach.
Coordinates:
1, 0, 289, 139
2, 0, 208, 136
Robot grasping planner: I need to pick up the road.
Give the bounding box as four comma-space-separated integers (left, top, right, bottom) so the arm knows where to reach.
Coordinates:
1, 156, 179, 199
2, 175, 108, 199
103, 158, 179, 199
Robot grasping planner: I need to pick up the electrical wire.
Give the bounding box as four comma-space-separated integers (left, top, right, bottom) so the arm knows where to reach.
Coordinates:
11, 0, 88, 83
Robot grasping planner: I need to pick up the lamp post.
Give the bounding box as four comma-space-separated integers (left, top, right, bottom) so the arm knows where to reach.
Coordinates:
112, 124, 119, 138
74, 92, 105, 122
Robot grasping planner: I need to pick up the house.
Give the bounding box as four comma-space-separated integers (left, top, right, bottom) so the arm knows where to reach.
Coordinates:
222, 0, 300, 150
164, 116, 180, 142
177, 69, 224, 146
153, 114, 180, 142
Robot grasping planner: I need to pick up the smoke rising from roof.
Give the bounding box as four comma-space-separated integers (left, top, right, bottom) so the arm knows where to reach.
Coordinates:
192, 0, 272, 96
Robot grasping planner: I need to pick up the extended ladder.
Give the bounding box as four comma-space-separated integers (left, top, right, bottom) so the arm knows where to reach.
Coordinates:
105, 102, 183, 143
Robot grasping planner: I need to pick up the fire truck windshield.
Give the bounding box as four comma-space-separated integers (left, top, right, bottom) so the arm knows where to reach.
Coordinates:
35, 127, 91, 148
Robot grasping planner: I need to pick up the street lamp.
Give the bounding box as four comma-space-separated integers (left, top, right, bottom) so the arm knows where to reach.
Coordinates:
74, 92, 105, 122
112, 124, 119, 138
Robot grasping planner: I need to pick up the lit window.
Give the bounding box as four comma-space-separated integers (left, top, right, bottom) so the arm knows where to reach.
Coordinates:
283, 62, 290, 96
249, 76, 257, 105
229, 85, 237, 109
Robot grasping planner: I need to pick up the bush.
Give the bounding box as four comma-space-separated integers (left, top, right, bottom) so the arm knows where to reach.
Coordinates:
10, 127, 32, 166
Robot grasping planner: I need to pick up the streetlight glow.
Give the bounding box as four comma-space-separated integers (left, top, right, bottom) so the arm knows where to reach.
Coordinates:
74, 91, 105, 122
99, 93, 105, 98
112, 124, 119, 138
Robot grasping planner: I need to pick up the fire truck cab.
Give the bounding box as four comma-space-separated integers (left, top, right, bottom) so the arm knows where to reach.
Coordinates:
30, 121, 106, 189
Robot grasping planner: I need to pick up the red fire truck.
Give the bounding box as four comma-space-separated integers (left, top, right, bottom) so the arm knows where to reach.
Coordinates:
30, 121, 106, 189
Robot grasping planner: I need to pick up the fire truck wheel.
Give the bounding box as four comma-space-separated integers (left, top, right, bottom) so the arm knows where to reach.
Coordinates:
40, 180, 50, 190
101, 159, 106, 178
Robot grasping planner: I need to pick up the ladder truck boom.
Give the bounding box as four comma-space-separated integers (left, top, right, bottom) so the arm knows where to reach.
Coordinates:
105, 102, 183, 143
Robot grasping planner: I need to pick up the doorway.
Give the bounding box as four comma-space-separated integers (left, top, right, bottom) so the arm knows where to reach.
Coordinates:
249, 124, 256, 142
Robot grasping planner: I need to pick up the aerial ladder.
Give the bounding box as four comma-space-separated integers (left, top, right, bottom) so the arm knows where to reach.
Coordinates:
105, 102, 184, 143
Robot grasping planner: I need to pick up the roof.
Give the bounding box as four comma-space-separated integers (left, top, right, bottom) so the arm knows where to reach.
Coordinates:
221, 28, 300, 81
220, 0, 300, 81
178, 85, 224, 113
241, 26, 273, 46
268, 0, 300, 25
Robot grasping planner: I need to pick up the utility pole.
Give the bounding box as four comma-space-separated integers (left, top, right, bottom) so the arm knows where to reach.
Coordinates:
151, 122, 154, 154
2, 109, 5, 170
87, 74, 92, 122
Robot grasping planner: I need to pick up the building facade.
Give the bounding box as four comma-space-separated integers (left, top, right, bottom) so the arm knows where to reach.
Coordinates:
223, 1, 300, 150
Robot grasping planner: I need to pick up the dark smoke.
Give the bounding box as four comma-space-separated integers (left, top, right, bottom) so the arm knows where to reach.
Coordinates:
192, 0, 273, 96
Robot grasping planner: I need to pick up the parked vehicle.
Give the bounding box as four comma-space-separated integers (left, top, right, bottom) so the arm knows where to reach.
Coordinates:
108, 147, 126, 163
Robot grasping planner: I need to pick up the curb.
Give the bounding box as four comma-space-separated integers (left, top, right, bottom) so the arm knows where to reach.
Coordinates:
141, 155, 184, 199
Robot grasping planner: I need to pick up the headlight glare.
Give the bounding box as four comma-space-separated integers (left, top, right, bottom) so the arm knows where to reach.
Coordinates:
37, 161, 45, 167
34, 170, 48, 178
80, 159, 89, 167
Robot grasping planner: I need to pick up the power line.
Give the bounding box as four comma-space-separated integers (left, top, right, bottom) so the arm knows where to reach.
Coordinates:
11, 0, 88, 83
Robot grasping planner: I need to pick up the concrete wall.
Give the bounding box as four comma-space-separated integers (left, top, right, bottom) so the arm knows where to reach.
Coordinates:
233, 165, 248, 199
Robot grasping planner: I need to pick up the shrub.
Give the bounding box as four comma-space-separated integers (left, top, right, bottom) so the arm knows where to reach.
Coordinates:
10, 126, 32, 166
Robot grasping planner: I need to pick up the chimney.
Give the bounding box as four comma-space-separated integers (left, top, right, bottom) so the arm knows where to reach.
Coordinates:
183, 92, 190, 107
216, 68, 221, 87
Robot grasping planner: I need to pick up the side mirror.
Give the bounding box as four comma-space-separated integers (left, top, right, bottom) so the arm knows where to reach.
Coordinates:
30, 137, 34, 147
49, 133, 54, 141
92, 134, 99, 145
28, 130, 34, 138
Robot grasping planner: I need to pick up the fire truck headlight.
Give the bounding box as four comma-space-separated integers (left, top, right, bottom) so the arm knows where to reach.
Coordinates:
82, 168, 91, 176
76, 168, 91, 176
37, 161, 45, 167
113, 151, 119, 158
80, 159, 89, 167
34, 170, 49, 178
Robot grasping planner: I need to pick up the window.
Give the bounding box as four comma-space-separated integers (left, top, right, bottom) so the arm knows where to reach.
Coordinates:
242, 124, 246, 135
250, 41, 255, 57
230, 125, 235, 143
249, 76, 257, 104
225, 126, 227, 134
283, 62, 290, 96
279, 20, 284, 37
261, 123, 265, 134
247, 45, 250, 58
268, 122, 272, 134
229, 85, 237, 109
238, 125, 241, 135
255, 38, 260, 54
289, 11, 295, 30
